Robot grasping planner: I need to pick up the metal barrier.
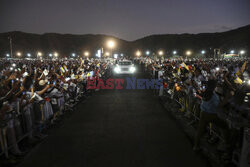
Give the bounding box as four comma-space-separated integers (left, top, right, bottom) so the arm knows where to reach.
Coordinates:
148, 66, 250, 166
0, 69, 111, 159
148, 68, 226, 141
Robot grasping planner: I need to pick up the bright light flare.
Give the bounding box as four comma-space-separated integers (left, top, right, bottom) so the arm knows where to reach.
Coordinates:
240, 50, 245, 54
146, 51, 150, 55
129, 66, 136, 73
186, 50, 192, 56
84, 51, 89, 57
201, 50, 206, 54
230, 50, 235, 54
17, 52, 22, 56
37, 52, 42, 56
114, 66, 120, 73
136, 50, 141, 56
107, 40, 115, 49
54, 52, 58, 57
105, 52, 110, 56
173, 51, 177, 55
158, 50, 164, 56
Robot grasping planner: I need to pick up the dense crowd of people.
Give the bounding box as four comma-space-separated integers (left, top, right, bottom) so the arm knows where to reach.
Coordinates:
144, 57, 250, 165
0, 56, 249, 166
0, 58, 113, 163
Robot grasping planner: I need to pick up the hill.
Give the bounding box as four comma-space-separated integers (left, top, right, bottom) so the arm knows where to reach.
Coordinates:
0, 25, 249, 57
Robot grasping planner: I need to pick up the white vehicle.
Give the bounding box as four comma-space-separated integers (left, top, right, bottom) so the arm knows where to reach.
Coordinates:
114, 60, 136, 74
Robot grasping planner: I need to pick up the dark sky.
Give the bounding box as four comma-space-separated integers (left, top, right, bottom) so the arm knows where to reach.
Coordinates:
0, 0, 250, 41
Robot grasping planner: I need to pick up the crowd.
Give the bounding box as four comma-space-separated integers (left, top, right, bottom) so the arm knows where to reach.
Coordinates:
144, 57, 250, 165
0, 58, 113, 163
0, 56, 249, 166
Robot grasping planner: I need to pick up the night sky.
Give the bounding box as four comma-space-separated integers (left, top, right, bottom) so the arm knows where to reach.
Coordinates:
0, 0, 249, 41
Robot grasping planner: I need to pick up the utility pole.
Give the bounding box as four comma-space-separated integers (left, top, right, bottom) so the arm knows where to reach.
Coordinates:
214, 48, 220, 60
9, 36, 13, 58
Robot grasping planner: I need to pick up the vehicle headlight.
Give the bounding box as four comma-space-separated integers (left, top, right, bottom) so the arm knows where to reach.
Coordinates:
114, 67, 121, 73
129, 67, 136, 73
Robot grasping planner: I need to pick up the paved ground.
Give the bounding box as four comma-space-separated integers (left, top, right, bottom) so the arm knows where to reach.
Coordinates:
18, 67, 209, 167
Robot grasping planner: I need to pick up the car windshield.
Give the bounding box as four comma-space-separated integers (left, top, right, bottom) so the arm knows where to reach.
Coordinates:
118, 62, 132, 65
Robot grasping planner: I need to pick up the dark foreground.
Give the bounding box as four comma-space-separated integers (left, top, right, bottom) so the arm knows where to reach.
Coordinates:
18, 70, 208, 167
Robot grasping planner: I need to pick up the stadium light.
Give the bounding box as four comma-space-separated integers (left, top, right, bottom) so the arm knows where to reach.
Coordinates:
84, 51, 89, 57
105, 52, 110, 56
27, 53, 31, 57
240, 50, 245, 55
17, 52, 22, 57
230, 50, 235, 54
146, 51, 150, 55
49, 53, 53, 57
107, 40, 115, 49
72, 53, 76, 57
158, 50, 164, 56
54, 52, 58, 57
107, 40, 115, 57
37, 52, 42, 57
173, 51, 177, 55
6, 53, 10, 57
186, 50, 192, 56
136, 50, 141, 57
201, 50, 206, 54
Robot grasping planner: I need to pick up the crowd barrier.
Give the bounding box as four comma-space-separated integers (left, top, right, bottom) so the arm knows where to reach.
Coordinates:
147, 66, 250, 166
0, 68, 111, 161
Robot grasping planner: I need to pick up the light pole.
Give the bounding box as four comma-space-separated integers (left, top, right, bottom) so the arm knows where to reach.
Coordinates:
37, 52, 42, 59
158, 50, 164, 61
9, 37, 13, 58
54, 52, 58, 58
240, 50, 245, 58
136, 50, 141, 57
105, 52, 110, 57
17, 52, 22, 58
84, 51, 89, 57
107, 40, 115, 57
158, 50, 164, 57
186, 50, 192, 59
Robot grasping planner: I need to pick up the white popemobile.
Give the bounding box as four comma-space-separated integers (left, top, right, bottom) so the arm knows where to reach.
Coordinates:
114, 60, 136, 74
